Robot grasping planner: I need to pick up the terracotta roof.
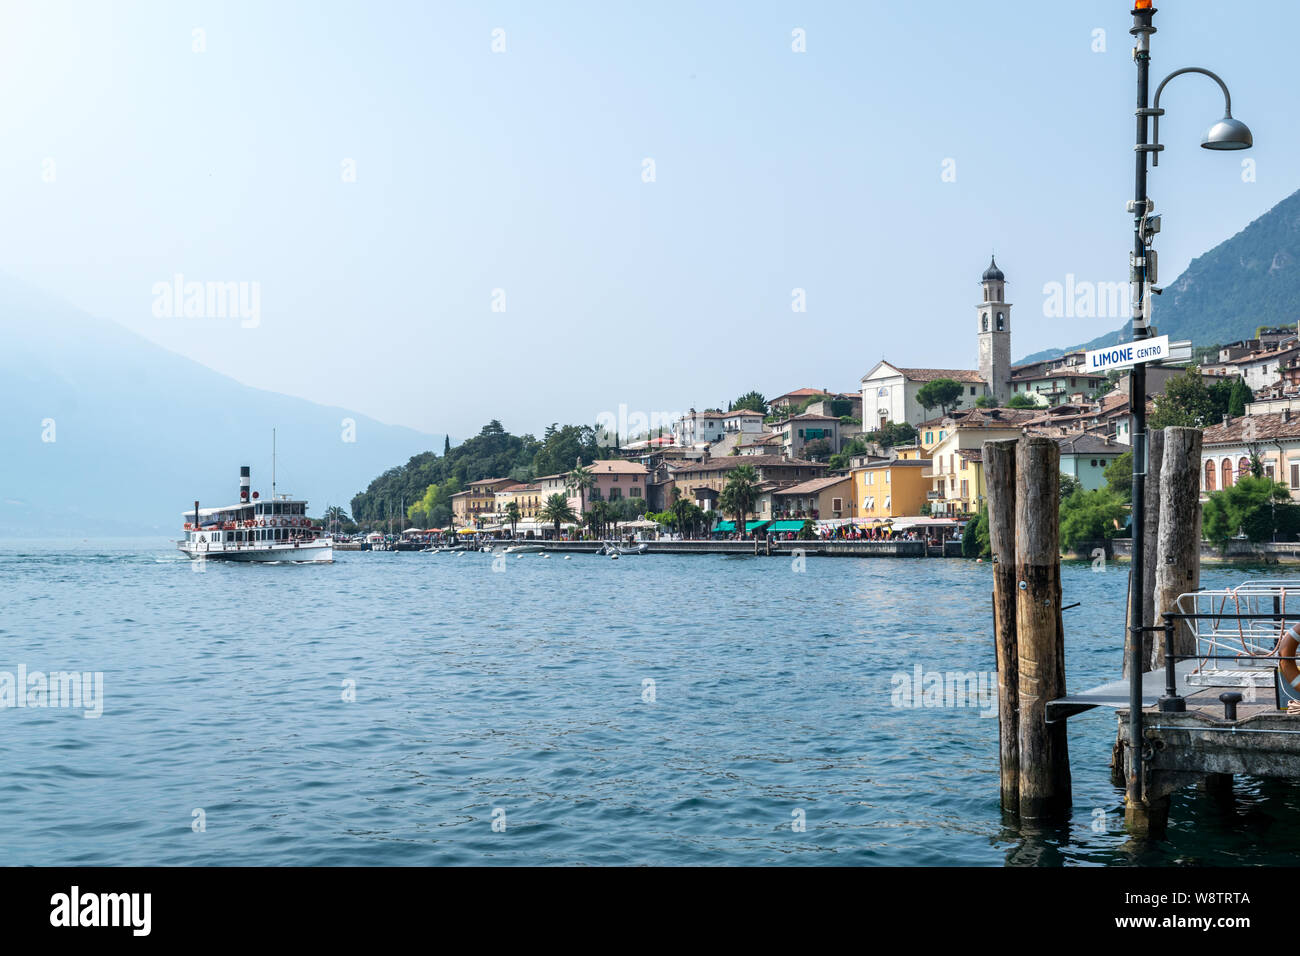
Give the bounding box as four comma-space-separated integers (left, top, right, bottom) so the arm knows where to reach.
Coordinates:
854, 458, 930, 470
723, 408, 765, 417
897, 367, 986, 384
772, 388, 829, 401
918, 407, 1039, 429
590, 459, 649, 475
1205, 344, 1300, 368
1203, 412, 1300, 446
668, 455, 828, 475
775, 413, 841, 423
956, 448, 983, 463
773, 475, 852, 496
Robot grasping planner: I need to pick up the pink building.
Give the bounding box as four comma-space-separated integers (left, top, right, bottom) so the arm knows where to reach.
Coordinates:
587, 459, 649, 507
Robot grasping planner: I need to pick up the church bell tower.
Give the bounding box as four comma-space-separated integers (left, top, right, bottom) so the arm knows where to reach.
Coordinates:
977, 256, 1012, 406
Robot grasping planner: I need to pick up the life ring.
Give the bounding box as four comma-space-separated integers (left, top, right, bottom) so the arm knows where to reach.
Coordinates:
1281, 625, 1300, 691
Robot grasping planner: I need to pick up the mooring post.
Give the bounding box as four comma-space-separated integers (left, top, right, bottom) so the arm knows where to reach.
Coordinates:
1014, 436, 1071, 819
1153, 426, 1202, 670
984, 439, 1019, 813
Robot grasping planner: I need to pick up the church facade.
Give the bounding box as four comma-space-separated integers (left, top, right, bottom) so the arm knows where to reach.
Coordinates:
860, 257, 1013, 427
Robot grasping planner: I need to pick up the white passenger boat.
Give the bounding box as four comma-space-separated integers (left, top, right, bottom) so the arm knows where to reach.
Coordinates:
502, 542, 547, 554
177, 465, 333, 563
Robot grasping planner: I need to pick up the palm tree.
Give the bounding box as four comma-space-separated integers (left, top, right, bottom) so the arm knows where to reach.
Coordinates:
503, 500, 521, 537
719, 465, 760, 537
537, 493, 578, 540
324, 505, 348, 534
670, 487, 692, 538
566, 461, 596, 517
583, 499, 608, 539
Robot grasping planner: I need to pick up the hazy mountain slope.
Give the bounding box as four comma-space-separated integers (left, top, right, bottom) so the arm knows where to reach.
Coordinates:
0, 275, 442, 536
1017, 188, 1300, 365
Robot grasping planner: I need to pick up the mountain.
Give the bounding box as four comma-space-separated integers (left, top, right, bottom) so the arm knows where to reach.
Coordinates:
0, 274, 442, 536
1017, 188, 1300, 365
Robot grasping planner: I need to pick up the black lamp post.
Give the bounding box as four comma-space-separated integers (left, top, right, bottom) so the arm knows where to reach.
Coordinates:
1125, 1, 1253, 820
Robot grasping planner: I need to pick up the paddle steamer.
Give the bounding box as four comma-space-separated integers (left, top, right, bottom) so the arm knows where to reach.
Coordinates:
178, 466, 333, 563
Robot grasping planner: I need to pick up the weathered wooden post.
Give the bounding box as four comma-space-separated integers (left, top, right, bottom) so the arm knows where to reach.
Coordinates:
1014, 436, 1071, 819
984, 439, 1019, 813
1125, 428, 1164, 677
1153, 426, 1202, 668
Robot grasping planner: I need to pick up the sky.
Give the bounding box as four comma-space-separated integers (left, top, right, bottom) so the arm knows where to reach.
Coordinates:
0, 0, 1294, 442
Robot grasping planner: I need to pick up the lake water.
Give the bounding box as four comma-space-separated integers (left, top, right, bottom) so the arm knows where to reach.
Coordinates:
2, 539, 1299, 866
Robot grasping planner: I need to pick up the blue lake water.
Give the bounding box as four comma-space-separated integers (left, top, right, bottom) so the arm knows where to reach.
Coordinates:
2, 539, 1299, 866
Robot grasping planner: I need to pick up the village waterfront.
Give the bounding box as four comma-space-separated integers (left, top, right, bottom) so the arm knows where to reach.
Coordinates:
4, 538, 1300, 866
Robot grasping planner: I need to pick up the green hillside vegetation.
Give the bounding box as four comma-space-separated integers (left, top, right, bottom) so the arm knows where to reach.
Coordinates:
350, 421, 604, 527
1018, 188, 1300, 365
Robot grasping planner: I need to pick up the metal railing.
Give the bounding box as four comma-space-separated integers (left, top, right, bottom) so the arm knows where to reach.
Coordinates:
1140, 610, 1299, 713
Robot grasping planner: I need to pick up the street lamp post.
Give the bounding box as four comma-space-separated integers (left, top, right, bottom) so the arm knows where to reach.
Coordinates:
1124, 1, 1252, 824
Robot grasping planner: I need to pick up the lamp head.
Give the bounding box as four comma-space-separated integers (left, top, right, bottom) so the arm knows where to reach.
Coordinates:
1202, 116, 1253, 151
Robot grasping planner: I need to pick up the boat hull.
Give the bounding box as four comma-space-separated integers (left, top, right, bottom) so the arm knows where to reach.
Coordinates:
178, 540, 334, 563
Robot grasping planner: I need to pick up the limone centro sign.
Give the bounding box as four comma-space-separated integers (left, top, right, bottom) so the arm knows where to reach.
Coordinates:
1084, 334, 1169, 373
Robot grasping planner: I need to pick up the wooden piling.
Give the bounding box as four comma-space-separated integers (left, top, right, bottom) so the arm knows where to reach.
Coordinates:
984, 439, 1019, 813
1014, 436, 1071, 819
1153, 426, 1202, 668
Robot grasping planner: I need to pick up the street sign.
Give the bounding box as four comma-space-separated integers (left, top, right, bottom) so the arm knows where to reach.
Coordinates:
1084, 334, 1170, 373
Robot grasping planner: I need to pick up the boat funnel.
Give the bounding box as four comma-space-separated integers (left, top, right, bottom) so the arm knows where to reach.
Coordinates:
240, 466, 251, 502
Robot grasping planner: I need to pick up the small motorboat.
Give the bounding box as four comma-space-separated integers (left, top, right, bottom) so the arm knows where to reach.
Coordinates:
599, 542, 648, 556
503, 543, 547, 554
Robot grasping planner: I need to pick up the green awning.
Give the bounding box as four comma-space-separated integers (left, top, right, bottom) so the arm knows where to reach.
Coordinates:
714, 521, 736, 532
766, 520, 806, 532
745, 520, 771, 532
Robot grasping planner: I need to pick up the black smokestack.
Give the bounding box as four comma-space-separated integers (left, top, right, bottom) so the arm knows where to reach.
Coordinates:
240, 466, 250, 503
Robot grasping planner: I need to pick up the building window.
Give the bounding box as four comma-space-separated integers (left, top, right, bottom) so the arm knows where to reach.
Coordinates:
1222, 458, 1233, 489
1292, 462, 1300, 490
1204, 460, 1216, 492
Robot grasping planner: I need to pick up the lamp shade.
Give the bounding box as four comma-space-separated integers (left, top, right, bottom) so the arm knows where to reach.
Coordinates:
1202, 116, 1253, 150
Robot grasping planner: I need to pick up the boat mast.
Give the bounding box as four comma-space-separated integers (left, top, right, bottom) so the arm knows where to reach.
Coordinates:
272, 428, 277, 499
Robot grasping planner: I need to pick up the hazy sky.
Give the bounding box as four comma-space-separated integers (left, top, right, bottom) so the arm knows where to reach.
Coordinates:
1, 0, 1293, 440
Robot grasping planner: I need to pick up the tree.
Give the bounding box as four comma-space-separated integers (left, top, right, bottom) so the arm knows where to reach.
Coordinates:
1059, 472, 1083, 503
1104, 451, 1133, 503
974, 394, 995, 408
1059, 488, 1128, 552
719, 465, 760, 535
504, 500, 521, 536
803, 438, 832, 461
565, 462, 595, 515
1227, 376, 1252, 417
732, 391, 768, 414
1202, 475, 1294, 547
916, 378, 965, 417
1006, 393, 1038, 409
861, 421, 917, 448
537, 493, 578, 539
829, 438, 870, 471
962, 507, 991, 559
1149, 366, 1233, 428
443, 435, 451, 456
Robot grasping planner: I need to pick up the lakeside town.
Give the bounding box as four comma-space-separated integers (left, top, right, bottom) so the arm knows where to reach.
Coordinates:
336, 257, 1300, 559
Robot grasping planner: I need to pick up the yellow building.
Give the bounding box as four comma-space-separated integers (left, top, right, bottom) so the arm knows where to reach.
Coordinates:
927, 446, 988, 518
493, 482, 545, 519
850, 459, 932, 520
